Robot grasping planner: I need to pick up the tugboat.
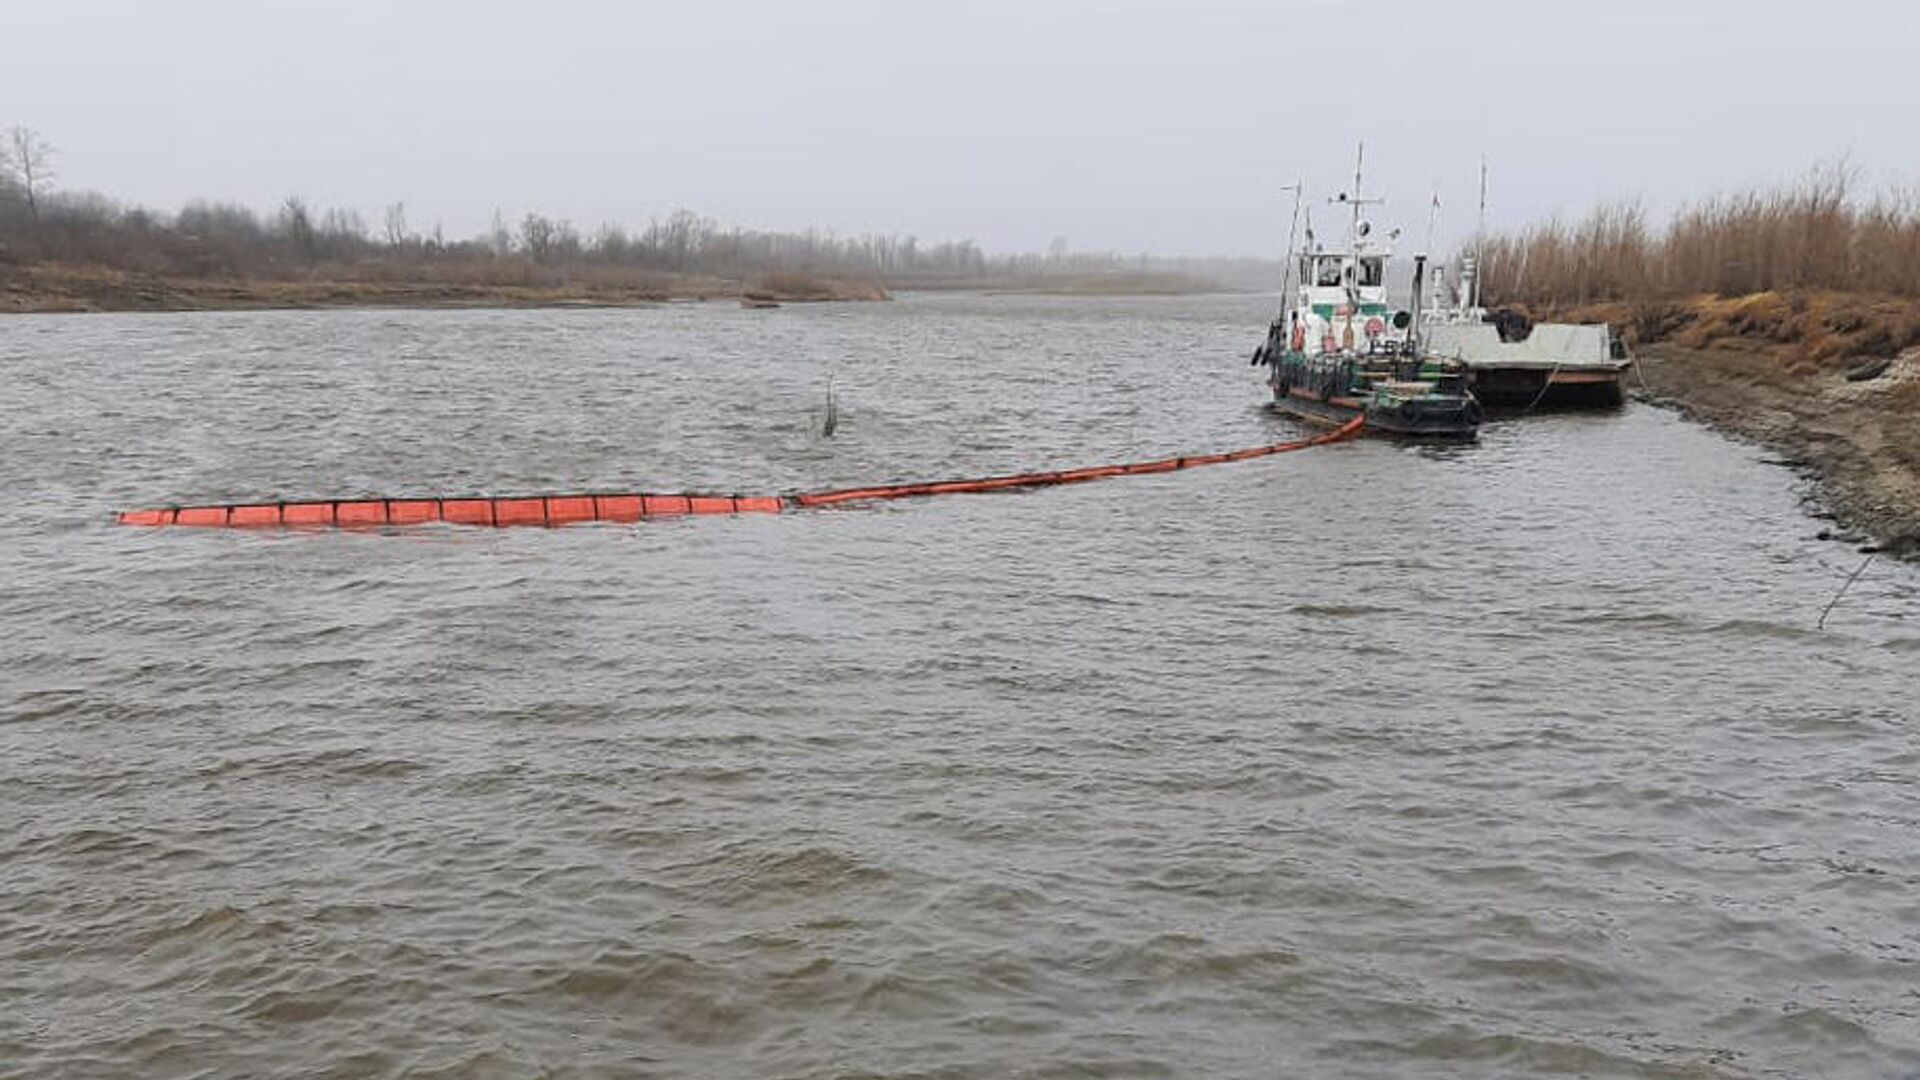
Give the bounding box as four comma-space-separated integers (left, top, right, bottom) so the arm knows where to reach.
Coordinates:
1250, 149, 1482, 439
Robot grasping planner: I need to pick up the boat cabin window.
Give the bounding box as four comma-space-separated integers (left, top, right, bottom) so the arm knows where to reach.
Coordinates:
1357, 257, 1384, 287
1314, 257, 1345, 286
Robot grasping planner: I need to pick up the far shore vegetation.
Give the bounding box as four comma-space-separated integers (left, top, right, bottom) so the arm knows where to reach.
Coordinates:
0, 126, 1261, 313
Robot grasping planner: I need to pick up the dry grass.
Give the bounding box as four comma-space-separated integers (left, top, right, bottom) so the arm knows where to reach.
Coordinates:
1505, 289, 1920, 376
1480, 164, 1920, 319
743, 271, 886, 303
1475, 166, 1920, 361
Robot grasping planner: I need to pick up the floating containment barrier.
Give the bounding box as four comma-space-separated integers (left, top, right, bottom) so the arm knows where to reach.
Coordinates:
116, 493, 786, 528
118, 416, 1362, 528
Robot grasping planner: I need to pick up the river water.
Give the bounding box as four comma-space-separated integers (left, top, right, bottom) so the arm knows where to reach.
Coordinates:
2, 293, 1916, 1079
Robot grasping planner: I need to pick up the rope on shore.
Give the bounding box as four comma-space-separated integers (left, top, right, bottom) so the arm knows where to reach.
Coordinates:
116, 416, 1364, 529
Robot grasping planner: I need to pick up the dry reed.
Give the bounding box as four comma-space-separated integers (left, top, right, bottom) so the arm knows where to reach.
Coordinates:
1479, 163, 1920, 306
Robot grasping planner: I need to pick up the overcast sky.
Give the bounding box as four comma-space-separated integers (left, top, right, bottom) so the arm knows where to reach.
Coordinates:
6, 0, 1917, 256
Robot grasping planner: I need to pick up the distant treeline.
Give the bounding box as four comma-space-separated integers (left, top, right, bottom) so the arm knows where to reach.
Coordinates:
0, 126, 1260, 292
1478, 163, 1920, 306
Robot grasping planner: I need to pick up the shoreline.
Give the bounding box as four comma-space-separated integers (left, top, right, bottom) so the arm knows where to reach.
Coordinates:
1634, 342, 1920, 557
1508, 291, 1919, 558
0, 264, 1229, 314
0, 265, 888, 313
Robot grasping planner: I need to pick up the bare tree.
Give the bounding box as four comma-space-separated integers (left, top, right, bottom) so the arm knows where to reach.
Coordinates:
320, 207, 365, 243
279, 196, 315, 261
8, 126, 56, 220
383, 201, 408, 248
489, 209, 511, 256
520, 212, 556, 262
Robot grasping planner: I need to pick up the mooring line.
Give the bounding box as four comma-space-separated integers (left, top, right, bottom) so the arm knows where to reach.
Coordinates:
116, 416, 1364, 529
1817, 552, 1876, 630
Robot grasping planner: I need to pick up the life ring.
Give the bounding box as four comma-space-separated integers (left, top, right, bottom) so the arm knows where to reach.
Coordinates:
1365, 317, 1385, 338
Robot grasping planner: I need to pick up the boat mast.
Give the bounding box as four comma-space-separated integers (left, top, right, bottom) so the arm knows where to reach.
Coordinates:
1334, 144, 1383, 253
1472, 157, 1488, 311
1332, 142, 1382, 315
1277, 179, 1304, 327
1423, 185, 1442, 322
1348, 142, 1366, 254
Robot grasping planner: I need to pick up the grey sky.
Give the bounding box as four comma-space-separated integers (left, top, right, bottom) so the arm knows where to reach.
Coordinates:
7, 0, 1917, 256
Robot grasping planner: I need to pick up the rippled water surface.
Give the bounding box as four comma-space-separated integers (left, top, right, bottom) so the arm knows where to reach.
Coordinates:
3, 294, 1918, 1079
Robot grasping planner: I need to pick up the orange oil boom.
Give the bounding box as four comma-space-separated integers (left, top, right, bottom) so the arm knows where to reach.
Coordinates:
118, 416, 1362, 528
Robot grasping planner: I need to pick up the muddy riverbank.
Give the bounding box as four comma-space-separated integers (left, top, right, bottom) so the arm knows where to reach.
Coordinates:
1635, 342, 1920, 556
